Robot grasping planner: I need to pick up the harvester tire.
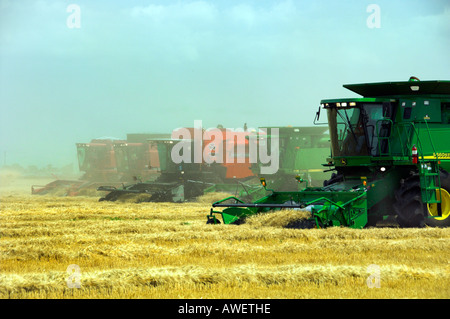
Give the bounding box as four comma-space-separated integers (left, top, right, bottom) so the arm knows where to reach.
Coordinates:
393, 176, 426, 227
394, 171, 450, 228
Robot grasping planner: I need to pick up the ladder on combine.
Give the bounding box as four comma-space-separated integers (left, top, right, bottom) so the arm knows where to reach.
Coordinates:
418, 121, 443, 217
418, 159, 442, 211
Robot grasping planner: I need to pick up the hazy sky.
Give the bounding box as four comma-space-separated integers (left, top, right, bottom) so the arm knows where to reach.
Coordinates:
1, 0, 449, 169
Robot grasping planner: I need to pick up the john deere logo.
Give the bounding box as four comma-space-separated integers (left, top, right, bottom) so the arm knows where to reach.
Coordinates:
341, 158, 347, 165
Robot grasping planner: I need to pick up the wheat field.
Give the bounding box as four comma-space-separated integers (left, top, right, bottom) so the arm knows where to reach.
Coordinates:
1, 179, 449, 299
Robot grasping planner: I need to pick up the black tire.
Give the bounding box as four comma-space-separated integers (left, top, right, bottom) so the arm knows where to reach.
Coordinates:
394, 175, 426, 227
394, 171, 450, 228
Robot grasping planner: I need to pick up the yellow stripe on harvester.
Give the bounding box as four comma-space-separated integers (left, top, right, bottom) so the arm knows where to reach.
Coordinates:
423, 153, 450, 160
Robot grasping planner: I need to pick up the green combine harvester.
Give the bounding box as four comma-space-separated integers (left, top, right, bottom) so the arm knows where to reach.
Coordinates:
207, 77, 450, 228
253, 126, 331, 191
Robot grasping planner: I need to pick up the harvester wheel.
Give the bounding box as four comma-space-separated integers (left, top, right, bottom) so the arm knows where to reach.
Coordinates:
393, 176, 425, 227
394, 171, 450, 227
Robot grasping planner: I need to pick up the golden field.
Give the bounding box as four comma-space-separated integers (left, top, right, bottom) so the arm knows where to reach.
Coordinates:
0, 178, 449, 299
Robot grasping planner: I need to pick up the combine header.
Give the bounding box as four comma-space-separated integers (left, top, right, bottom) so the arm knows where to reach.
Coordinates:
207, 77, 450, 228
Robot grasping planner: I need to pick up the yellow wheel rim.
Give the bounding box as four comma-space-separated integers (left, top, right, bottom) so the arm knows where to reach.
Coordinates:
427, 188, 450, 221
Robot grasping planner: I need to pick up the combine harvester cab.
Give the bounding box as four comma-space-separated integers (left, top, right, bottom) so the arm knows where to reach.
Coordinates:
113, 141, 160, 183
254, 126, 331, 191
207, 77, 450, 228
76, 138, 123, 182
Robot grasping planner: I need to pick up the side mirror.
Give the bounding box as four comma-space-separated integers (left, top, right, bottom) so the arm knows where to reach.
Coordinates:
314, 105, 327, 125
315, 106, 321, 121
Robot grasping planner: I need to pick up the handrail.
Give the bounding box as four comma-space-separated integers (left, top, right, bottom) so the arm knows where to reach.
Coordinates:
423, 119, 439, 162
381, 121, 432, 159
421, 119, 442, 210
372, 119, 442, 207
212, 196, 246, 206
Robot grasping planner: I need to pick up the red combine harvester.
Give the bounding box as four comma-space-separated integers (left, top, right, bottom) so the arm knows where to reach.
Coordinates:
76, 138, 124, 182
31, 138, 124, 196
31, 134, 168, 196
